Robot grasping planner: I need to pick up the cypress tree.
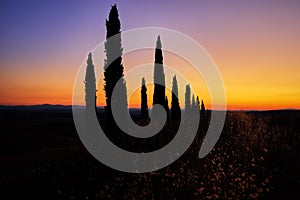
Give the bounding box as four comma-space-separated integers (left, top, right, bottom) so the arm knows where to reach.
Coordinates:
200, 99, 207, 127
165, 96, 169, 121
153, 35, 166, 107
201, 100, 206, 113
141, 77, 149, 119
191, 94, 196, 114
84, 52, 97, 112
171, 75, 181, 121
196, 96, 200, 112
103, 4, 128, 125
185, 84, 191, 115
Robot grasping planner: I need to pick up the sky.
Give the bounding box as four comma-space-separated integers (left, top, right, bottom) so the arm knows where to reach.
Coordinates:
0, 0, 299, 110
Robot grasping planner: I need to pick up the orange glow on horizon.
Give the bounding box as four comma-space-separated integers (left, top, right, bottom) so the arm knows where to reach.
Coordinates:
1, 46, 299, 111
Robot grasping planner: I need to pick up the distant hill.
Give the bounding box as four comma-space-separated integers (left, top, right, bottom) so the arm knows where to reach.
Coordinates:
0, 104, 80, 110
0, 104, 298, 112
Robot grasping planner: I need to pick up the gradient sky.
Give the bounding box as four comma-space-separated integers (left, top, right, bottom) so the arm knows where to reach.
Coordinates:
0, 0, 299, 110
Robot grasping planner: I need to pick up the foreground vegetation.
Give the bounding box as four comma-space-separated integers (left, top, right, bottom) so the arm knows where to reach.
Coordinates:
0, 108, 299, 199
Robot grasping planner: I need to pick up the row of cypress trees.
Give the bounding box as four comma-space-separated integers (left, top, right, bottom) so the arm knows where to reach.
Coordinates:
84, 4, 206, 126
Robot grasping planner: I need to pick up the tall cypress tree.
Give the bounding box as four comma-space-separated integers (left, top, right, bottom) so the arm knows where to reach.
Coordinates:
141, 77, 148, 119
84, 52, 97, 112
171, 75, 181, 121
185, 84, 191, 115
153, 35, 166, 107
103, 4, 127, 125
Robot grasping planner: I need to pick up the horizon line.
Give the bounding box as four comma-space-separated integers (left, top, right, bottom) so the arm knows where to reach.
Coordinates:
0, 103, 299, 112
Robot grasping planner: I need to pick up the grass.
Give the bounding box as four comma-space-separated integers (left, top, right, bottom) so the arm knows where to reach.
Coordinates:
0, 108, 299, 199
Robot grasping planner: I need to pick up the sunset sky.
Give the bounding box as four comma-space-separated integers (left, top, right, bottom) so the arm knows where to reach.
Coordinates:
0, 0, 299, 110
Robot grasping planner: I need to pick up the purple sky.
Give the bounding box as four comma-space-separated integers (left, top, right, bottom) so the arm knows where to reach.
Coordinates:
0, 0, 299, 109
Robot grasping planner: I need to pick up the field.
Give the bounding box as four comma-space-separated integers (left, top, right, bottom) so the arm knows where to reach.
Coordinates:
0, 106, 299, 199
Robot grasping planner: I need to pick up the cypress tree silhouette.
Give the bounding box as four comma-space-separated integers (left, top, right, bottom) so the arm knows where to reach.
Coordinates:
185, 84, 191, 115
141, 77, 149, 119
153, 35, 167, 110
171, 75, 181, 122
165, 96, 169, 121
201, 100, 206, 114
196, 96, 200, 112
191, 94, 196, 114
103, 4, 128, 126
84, 52, 97, 112
200, 99, 207, 128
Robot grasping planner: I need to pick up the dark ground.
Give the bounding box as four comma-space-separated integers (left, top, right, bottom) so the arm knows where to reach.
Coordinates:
0, 106, 299, 199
